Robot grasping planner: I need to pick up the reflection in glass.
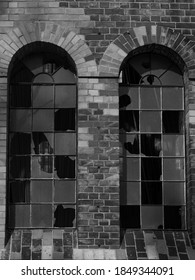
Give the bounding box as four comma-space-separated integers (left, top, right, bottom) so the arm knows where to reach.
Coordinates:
141, 134, 161, 156
120, 182, 140, 205
163, 87, 183, 110
10, 85, 31, 108
164, 182, 185, 205
54, 205, 75, 227
32, 205, 52, 227
163, 111, 183, 133
10, 133, 31, 155
33, 109, 54, 131
141, 182, 162, 204
55, 109, 75, 131
120, 205, 140, 228
53, 67, 76, 84
164, 206, 185, 229
119, 111, 139, 132
9, 205, 30, 227
32, 156, 53, 178
140, 111, 161, 133
10, 109, 32, 132
55, 156, 75, 179
120, 134, 139, 156
141, 206, 163, 229
10, 156, 30, 178
32, 132, 53, 154
119, 87, 139, 109
55, 133, 76, 155
10, 181, 30, 203
126, 158, 140, 181
140, 87, 160, 109
141, 158, 161, 180
163, 158, 184, 180
31, 180, 52, 202
54, 181, 75, 203
32, 85, 53, 108
163, 135, 184, 156
55, 85, 76, 108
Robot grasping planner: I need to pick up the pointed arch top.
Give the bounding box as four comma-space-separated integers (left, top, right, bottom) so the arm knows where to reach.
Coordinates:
0, 22, 97, 77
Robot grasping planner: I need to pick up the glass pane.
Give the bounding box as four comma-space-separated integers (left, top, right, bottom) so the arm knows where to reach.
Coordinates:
141, 182, 162, 204
10, 156, 30, 178
31, 180, 52, 202
32, 205, 52, 227
162, 87, 183, 109
10, 85, 31, 108
9, 181, 30, 203
119, 86, 139, 109
32, 85, 54, 108
163, 135, 184, 156
164, 182, 185, 205
141, 134, 161, 157
10, 133, 31, 155
32, 156, 53, 178
33, 73, 53, 83
33, 109, 54, 131
54, 205, 75, 227
55, 156, 75, 179
55, 85, 76, 108
53, 67, 76, 83
141, 206, 163, 229
120, 182, 140, 205
140, 111, 161, 133
163, 158, 184, 180
119, 111, 139, 132
164, 206, 185, 229
125, 158, 140, 181
32, 132, 53, 154
10, 110, 32, 132
55, 133, 76, 155
54, 181, 75, 203
140, 87, 160, 109
120, 206, 140, 228
141, 158, 161, 180
163, 111, 183, 133
120, 134, 139, 156
55, 109, 75, 131
9, 205, 30, 227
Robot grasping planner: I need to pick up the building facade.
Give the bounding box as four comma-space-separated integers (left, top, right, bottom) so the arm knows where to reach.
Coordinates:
0, 0, 195, 260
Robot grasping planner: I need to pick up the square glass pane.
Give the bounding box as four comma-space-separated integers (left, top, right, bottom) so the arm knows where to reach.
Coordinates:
32, 85, 54, 108
119, 86, 139, 109
120, 182, 140, 205
163, 111, 184, 133
140, 111, 161, 133
124, 158, 140, 181
163, 135, 184, 156
55, 109, 75, 131
10, 156, 30, 178
10, 84, 31, 108
119, 111, 139, 132
54, 205, 75, 227
32, 205, 52, 227
55, 85, 76, 108
10, 109, 32, 132
55, 156, 75, 179
32, 132, 53, 154
163, 87, 183, 110
10, 132, 31, 155
120, 134, 139, 156
33, 109, 54, 131
31, 180, 52, 202
120, 205, 140, 228
140, 87, 161, 109
141, 182, 162, 204
163, 158, 184, 180
54, 181, 75, 203
9, 205, 30, 227
32, 156, 53, 178
141, 134, 161, 157
164, 206, 185, 229
164, 182, 185, 205
141, 158, 161, 181
141, 206, 163, 229
9, 181, 30, 203
55, 133, 76, 155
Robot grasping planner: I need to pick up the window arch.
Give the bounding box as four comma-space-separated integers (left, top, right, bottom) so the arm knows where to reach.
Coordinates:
119, 50, 186, 229
8, 43, 77, 228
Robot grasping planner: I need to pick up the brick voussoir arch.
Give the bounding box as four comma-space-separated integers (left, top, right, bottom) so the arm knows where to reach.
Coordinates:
99, 25, 195, 78
0, 21, 97, 77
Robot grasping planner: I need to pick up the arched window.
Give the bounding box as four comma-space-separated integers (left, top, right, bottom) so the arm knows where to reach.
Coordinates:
119, 51, 186, 229
8, 44, 77, 228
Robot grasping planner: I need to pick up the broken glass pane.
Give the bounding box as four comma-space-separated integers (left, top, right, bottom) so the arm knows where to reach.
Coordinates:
120, 205, 140, 228
119, 111, 139, 132
163, 135, 184, 156
140, 87, 161, 109
162, 87, 183, 110
10, 156, 30, 178
55, 133, 76, 155
120, 134, 139, 156
140, 111, 161, 133
33, 109, 54, 131
55, 156, 75, 179
55, 85, 76, 108
54, 205, 75, 227
10, 133, 31, 155
163, 158, 184, 180
55, 109, 75, 131
32, 156, 53, 178
120, 182, 140, 205
54, 181, 75, 203
31, 180, 52, 202
164, 182, 185, 205
32, 205, 52, 227
163, 111, 183, 133
164, 206, 185, 229
141, 206, 163, 229
141, 182, 162, 204
10, 109, 32, 132
125, 158, 140, 181
141, 158, 162, 180
119, 87, 139, 109
141, 134, 161, 156
53, 67, 76, 84
9, 205, 30, 227
32, 85, 54, 108
9, 181, 30, 203
32, 132, 53, 154
10, 85, 31, 108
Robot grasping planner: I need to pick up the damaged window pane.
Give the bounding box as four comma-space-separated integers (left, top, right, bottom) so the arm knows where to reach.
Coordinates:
55, 133, 76, 155
9, 181, 30, 203
55, 109, 75, 131
32, 205, 52, 227
32, 156, 53, 178
141, 134, 161, 156
164, 182, 185, 205
10, 133, 31, 155
120, 205, 140, 228
164, 206, 185, 229
163, 135, 184, 156
141, 206, 163, 229
33, 109, 54, 131
32, 85, 54, 108
140, 111, 161, 133
55, 85, 76, 108
119, 87, 139, 109
163, 158, 184, 180
163, 87, 183, 110
120, 182, 140, 205
10, 110, 32, 132
32, 132, 53, 154
9, 205, 30, 227
141, 182, 162, 204
141, 158, 161, 180
119, 111, 139, 132
31, 180, 52, 202
54, 205, 75, 227
120, 134, 139, 156
10, 85, 31, 108
54, 181, 75, 203
55, 156, 75, 179
140, 87, 161, 109
10, 156, 30, 178
163, 111, 183, 133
